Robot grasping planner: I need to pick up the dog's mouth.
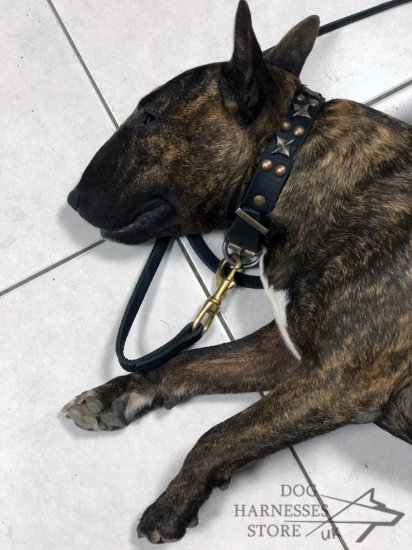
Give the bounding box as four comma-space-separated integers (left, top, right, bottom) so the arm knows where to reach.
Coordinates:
100, 199, 174, 244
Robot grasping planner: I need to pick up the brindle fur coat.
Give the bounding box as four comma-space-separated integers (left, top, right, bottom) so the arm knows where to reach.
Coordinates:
64, 1, 411, 544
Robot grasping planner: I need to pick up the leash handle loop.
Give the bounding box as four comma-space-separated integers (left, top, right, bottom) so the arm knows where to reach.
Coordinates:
115, 237, 204, 374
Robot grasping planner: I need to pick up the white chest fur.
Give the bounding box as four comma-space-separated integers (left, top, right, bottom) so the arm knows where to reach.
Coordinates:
259, 256, 301, 361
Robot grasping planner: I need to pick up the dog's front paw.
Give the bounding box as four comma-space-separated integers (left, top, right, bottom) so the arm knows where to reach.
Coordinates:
62, 374, 156, 431
137, 499, 198, 544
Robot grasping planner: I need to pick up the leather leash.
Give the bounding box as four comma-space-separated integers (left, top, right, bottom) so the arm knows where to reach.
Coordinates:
116, 0, 412, 375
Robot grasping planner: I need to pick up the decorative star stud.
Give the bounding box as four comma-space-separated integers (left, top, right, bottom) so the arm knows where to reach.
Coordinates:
271, 135, 295, 157
292, 103, 311, 119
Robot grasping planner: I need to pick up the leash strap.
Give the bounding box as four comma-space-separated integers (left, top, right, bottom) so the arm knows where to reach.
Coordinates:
316, 0, 412, 37
115, 236, 204, 373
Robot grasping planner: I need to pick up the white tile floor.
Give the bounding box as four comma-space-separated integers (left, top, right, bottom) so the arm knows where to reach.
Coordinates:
1, 1, 411, 549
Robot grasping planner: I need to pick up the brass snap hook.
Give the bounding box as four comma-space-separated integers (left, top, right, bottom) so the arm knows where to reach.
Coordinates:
192, 253, 243, 333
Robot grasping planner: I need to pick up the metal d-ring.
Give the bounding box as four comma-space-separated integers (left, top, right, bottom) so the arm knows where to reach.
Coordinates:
222, 240, 262, 269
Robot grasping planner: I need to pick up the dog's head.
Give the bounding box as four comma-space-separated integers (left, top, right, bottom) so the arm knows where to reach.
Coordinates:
67, 1, 319, 244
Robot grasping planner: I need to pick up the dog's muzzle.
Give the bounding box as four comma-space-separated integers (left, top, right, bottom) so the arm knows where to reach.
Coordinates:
67, 187, 80, 211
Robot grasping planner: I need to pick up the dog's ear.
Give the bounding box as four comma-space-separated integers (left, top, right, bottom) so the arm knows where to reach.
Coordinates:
222, 0, 268, 124
265, 16, 320, 76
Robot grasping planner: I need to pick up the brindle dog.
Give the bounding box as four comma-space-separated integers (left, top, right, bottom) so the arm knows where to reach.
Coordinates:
64, 1, 412, 544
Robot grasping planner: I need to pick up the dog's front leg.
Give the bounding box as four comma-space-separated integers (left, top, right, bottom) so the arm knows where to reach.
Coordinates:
63, 321, 299, 431
137, 363, 376, 543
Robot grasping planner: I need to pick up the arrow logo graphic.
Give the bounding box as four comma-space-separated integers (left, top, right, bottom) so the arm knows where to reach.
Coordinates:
286, 488, 404, 543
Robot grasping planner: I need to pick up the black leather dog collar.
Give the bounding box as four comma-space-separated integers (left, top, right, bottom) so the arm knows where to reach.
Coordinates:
188, 86, 325, 287
225, 86, 325, 262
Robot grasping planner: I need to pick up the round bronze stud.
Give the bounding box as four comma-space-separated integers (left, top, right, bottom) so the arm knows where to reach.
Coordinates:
293, 125, 305, 137
274, 164, 287, 177
261, 159, 273, 171
308, 98, 319, 106
281, 120, 291, 131
296, 93, 306, 102
253, 195, 266, 208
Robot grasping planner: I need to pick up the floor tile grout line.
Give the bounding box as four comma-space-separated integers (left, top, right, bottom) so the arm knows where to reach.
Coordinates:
289, 447, 350, 550
45, 0, 119, 130
0, 240, 104, 298
366, 77, 412, 106
0, 0, 121, 300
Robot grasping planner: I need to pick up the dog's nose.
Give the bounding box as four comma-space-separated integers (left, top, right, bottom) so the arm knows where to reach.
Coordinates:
67, 187, 80, 211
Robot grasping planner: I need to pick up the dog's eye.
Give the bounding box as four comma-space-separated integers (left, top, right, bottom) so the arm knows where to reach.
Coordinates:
142, 111, 156, 126
129, 109, 158, 130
